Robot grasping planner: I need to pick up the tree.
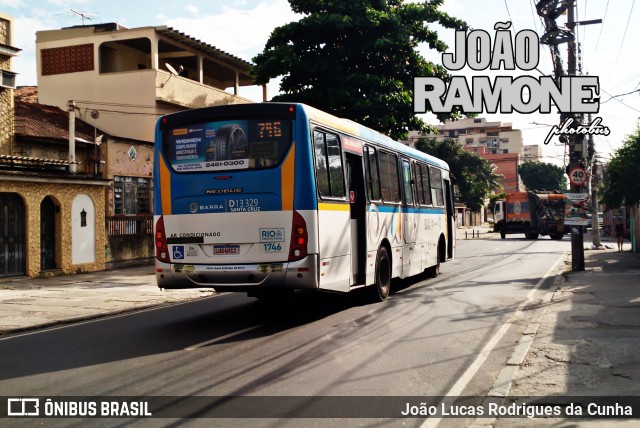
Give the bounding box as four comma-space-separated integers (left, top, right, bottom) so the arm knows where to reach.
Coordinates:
602, 128, 640, 209
415, 138, 502, 211
252, 0, 467, 140
518, 161, 567, 191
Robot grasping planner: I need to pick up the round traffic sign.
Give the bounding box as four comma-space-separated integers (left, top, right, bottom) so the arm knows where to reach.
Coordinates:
568, 167, 588, 186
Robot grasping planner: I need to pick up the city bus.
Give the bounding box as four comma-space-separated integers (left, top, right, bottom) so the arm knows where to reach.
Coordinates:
153, 103, 455, 301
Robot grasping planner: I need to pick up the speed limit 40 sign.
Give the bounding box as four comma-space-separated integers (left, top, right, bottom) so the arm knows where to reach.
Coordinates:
568, 166, 588, 186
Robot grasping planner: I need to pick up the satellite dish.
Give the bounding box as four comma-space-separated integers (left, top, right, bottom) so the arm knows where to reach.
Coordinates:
166, 63, 179, 75
161, 63, 185, 87
165, 63, 183, 76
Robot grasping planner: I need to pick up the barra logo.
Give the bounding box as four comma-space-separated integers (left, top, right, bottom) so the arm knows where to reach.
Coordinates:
413, 22, 609, 144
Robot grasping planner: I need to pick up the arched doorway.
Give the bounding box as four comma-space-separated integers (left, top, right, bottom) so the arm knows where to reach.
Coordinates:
0, 193, 26, 277
41, 196, 57, 270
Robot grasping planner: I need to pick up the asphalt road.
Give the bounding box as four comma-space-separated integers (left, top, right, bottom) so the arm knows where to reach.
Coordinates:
0, 237, 568, 427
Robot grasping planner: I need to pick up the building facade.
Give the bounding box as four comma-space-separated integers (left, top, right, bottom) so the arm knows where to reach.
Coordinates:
407, 117, 525, 193
1, 20, 262, 277
35, 23, 263, 143
1, 16, 110, 278
524, 144, 541, 162
0, 13, 19, 152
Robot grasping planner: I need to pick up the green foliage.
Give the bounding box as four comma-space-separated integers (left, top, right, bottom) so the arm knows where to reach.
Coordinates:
489, 192, 506, 211
415, 138, 502, 211
252, 0, 467, 140
602, 128, 640, 209
518, 161, 567, 191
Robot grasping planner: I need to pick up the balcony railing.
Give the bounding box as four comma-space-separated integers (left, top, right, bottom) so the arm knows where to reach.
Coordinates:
106, 215, 153, 237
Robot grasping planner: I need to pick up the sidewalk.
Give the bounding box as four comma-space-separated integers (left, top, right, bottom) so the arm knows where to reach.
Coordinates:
0, 264, 213, 335
488, 235, 640, 427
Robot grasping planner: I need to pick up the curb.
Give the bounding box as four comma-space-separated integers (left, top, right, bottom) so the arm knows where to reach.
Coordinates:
0, 296, 213, 338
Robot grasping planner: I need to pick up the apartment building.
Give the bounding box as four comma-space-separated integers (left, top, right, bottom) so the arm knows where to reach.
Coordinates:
407, 117, 525, 193
524, 144, 541, 162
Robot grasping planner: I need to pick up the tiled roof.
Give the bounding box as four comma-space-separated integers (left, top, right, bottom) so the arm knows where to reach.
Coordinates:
155, 26, 254, 72
14, 100, 100, 143
15, 86, 38, 103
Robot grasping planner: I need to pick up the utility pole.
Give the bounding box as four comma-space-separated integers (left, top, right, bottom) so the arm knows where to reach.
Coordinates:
537, 0, 602, 270
566, 3, 585, 271
590, 150, 602, 247
68, 100, 77, 174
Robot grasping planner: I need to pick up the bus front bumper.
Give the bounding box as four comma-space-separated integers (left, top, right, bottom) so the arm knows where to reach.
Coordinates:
155, 254, 319, 291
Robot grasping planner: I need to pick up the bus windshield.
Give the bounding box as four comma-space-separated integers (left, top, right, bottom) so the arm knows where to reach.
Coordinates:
163, 118, 292, 173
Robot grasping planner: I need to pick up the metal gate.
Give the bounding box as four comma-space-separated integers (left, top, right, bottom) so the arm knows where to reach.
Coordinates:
0, 193, 26, 277
41, 196, 57, 270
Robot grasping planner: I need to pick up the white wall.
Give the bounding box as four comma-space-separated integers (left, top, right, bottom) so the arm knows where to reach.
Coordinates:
72, 194, 96, 264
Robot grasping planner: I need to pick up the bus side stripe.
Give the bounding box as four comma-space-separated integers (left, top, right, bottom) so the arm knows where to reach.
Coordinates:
281, 142, 295, 210
159, 156, 172, 215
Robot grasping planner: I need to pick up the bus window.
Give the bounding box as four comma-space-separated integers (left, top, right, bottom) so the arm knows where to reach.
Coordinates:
418, 163, 432, 206
430, 167, 444, 206
314, 129, 345, 198
401, 159, 414, 205
364, 146, 381, 201
163, 119, 291, 172
379, 151, 400, 203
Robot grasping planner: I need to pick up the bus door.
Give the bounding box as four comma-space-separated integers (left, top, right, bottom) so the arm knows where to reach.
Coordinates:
444, 178, 455, 259
346, 153, 366, 286
401, 158, 420, 277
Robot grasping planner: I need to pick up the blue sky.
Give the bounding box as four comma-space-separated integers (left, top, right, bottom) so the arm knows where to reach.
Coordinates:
4, 0, 640, 165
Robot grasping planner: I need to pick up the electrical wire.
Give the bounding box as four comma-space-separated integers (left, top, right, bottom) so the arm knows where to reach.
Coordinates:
503, 0, 514, 30
594, 0, 610, 53
606, 0, 636, 85
600, 88, 640, 113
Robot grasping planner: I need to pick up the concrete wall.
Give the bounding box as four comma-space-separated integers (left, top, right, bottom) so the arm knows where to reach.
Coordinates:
0, 15, 13, 154
106, 234, 154, 267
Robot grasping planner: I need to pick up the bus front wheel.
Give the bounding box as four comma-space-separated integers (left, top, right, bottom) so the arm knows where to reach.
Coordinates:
372, 246, 391, 302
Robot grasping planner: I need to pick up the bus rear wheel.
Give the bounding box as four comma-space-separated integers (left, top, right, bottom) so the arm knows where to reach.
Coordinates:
372, 246, 391, 302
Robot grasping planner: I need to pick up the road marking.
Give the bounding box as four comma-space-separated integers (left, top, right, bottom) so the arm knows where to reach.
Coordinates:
184, 325, 263, 351
421, 252, 566, 428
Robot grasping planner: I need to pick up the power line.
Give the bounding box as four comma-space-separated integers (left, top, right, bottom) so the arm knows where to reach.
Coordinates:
606, 0, 636, 85
601, 88, 640, 104
600, 88, 640, 113
503, 0, 514, 30
594, 0, 610, 52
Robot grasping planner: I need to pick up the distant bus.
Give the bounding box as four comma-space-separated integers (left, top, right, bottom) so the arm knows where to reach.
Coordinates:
153, 103, 455, 301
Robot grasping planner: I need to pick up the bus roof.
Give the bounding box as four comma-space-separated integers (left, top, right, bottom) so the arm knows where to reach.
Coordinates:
157, 102, 450, 171
297, 103, 450, 171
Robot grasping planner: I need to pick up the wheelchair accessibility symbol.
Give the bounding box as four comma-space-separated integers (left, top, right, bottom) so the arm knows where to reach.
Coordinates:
173, 246, 184, 260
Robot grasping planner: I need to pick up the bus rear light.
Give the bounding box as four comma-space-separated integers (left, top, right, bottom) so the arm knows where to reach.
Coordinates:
288, 210, 308, 262
155, 216, 170, 263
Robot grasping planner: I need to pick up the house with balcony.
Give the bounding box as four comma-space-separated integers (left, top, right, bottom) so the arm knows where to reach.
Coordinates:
36, 22, 264, 143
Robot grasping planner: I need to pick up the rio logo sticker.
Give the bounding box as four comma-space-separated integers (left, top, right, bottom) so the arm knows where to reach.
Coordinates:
413, 22, 609, 145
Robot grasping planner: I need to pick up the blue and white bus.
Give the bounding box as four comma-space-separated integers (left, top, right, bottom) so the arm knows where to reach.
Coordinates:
154, 103, 455, 301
